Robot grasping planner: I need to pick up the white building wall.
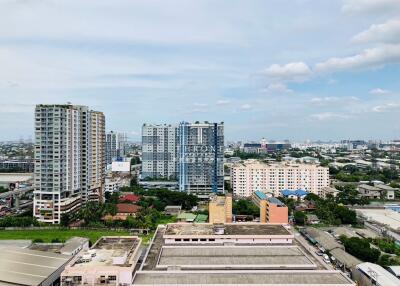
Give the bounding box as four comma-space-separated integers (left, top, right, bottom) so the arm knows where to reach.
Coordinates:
231, 161, 329, 197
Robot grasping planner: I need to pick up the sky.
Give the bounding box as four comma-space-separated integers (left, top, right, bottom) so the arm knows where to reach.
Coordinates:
1, 0, 400, 142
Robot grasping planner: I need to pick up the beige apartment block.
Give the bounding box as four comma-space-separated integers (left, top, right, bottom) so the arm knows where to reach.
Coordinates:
231, 160, 329, 197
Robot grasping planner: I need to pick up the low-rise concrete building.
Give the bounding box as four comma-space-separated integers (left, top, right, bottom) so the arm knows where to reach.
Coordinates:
319, 186, 340, 198
164, 205, 182, 216
353, 262, 399, 286
163, 223, 294, 245
61, 236, 141, 286
133, 224, 355, 285
251, 191, 288, 224
209, 194, 233, 223
358, 184, 395, 200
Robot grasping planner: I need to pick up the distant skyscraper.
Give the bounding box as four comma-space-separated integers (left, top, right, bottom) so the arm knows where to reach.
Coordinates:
141, 121, 224, 194
33, 104, 105, 224
105, 131, 127, 164
141, 124, 177, 180
178, 122, 224, 194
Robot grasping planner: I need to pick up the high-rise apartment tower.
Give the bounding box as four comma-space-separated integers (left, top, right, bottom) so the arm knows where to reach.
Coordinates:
33, 104, 105, 224
141, 122, 224, 195
105, 131, 127, 165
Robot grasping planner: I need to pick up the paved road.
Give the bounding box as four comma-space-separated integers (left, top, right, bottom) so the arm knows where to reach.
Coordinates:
0, 186, 33, 200
293, 229, 333, 270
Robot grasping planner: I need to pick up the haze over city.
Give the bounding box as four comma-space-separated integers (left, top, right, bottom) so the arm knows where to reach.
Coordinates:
1, 0, 400, 141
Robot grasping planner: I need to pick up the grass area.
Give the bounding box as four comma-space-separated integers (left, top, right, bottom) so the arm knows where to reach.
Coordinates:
0, 216, 177, 246
0, 229, 131, 244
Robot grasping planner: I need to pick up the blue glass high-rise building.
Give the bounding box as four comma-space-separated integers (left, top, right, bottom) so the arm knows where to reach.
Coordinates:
178, 121, 224, 195
141, 121, 224, 195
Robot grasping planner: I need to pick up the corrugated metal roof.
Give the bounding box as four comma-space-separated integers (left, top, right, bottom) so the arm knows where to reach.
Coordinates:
255, 191, 267, 200
0, 246, 71, 286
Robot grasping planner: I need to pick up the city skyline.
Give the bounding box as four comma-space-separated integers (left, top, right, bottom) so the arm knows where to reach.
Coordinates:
1, 0, 400, 141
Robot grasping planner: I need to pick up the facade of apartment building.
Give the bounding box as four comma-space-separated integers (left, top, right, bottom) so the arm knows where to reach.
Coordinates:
33, 104, 105, 224
141, 124, 178, 180
178, 121, 224, 194
141, 122, 224, 194
232, 160, 329, 197
105, 131, 127, 165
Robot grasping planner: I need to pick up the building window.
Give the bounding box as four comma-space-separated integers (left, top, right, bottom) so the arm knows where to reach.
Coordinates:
108, 276, 117, 281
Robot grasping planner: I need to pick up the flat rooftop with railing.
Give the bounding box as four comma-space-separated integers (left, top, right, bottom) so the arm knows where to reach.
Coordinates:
164, 223, 291, 236
68, 236, 140, 268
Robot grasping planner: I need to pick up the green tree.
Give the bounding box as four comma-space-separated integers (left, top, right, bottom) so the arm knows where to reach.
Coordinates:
294, 211, 306, 225
60, 213, 71, 227
340, 236, 381, 263
232, 199, 259, 216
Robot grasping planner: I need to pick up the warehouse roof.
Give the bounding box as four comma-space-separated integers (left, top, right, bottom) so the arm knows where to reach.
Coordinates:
156, 246, 315, 270
133, 270, 355, 285
305, 227, 343, 251
330, 248, 362, 269
357, 262, 399, 286
0, 246, 71, 286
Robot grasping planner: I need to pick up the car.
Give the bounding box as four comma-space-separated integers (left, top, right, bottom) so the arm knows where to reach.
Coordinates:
316, 251, 323, 256
323, 254, 331, 264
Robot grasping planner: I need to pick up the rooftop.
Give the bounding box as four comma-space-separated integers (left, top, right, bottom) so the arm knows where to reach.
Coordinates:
133, 270, 355, 285
0, 173, 33, 182
254, 190, 267, 200
281, 189, 309, 197
119, 193, 140, 202
0, 246, 71, 286
60, 237, 88, 255
156, 246, 316, 270
267, 197, 285, 206
210, 195, 230, 205
357, 262, 399, 286
359, 184, 381, 191
304, 227, 343, 251
69, 236, 140, 268
375, 184, 397, 191
356, 209, 400, 230
116, 203, 141, 213
164, 223, 291, 236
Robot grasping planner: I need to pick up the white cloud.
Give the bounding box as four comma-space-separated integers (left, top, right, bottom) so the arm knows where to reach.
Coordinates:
369, 88, 390, 95
309, 96, 359, 106
352, 19, 400, 44
239, 104, 252, 111
216, 99, 230, 106
193, 102, 208, 107
264, 83, 293, 93
372, 102, 400, 112
342, 0, 400, 13
309, 112, 350, 121
310, 97, 340, 103
263, 62, 311, 82
314, 44, 400, 73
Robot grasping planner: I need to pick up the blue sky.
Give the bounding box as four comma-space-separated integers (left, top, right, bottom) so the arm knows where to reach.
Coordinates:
1, 0, 400, 142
